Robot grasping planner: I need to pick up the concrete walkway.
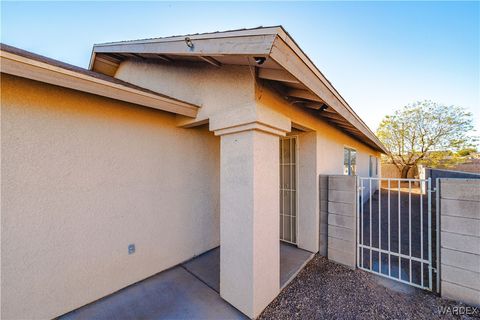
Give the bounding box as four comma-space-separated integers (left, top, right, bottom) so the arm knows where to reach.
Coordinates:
60, 266, 246, 320
182, 243, 313, 291
279, 243, 314, 287
61, 243, 312, 320
182, 246, 220, 292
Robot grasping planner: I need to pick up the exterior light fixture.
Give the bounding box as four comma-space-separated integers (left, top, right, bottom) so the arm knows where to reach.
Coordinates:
254, 57, 266, 65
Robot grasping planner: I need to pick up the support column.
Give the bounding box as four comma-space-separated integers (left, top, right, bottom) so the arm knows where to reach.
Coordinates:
297, 131, 319, 253
210, 105, 290, 318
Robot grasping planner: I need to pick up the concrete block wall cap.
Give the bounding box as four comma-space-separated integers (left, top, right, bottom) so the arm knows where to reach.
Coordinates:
209, 104, 291, 134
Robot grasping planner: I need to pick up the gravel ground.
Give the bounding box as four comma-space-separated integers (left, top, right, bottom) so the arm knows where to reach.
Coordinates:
259, 255, 479, 320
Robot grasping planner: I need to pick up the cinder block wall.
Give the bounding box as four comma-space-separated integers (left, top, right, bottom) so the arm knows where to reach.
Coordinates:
319, 175, 329, 256
439, 179, 480, 307
326, 175, 357, 269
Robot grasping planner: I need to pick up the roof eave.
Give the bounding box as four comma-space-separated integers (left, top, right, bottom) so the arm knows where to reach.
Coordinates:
268, 35, 386, 153
1, 48, 199, 118
88, 27, 387, 153
92, 26, 284, 48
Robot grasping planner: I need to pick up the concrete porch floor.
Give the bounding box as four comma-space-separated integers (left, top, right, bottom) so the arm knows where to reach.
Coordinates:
60, 242, 312, 320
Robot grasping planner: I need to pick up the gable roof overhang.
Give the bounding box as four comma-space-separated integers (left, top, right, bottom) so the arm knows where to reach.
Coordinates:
0, 44, 200, 117
90, 26, 387, 153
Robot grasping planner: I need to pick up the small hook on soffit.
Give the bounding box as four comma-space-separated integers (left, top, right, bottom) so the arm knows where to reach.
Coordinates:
185, 37, 194, 49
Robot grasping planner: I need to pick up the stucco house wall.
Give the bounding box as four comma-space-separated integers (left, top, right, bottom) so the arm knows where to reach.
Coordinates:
113, 61, 381, 254
255, 82, 380, 254
1, 74, 220, 319
2, 55, 382, 319
114, 60, 256, 123
113, 60, 382, 175
255, 82, 382, 173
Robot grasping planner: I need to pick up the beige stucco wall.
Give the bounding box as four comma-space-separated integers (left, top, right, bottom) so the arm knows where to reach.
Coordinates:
113, 60, 381, 176
113, 61, 381, 255
1, 74, 220, 319
256, 82, 381, 254
1, 59, 383, 319
114, 60, 256, 124
255, 82, 381, 175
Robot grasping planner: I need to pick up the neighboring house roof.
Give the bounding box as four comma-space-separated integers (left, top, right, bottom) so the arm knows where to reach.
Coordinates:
90, 26, 387, 153
0, 44, 200, 117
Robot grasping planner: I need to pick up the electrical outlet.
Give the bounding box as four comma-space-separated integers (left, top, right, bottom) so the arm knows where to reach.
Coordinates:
128, 244, 135, 255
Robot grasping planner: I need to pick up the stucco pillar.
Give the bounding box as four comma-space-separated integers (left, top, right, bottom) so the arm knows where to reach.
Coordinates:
210, 105, 291, 318
297, 131, 319, 253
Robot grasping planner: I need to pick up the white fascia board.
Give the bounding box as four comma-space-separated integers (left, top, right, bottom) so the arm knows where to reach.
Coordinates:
92, 34, 276, 57
93, 26, 282, 47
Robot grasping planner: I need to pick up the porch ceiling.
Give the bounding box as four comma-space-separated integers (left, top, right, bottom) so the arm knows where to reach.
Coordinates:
89, 26, 387, 153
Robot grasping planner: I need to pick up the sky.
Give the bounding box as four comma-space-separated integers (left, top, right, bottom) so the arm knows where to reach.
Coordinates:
1, 1, 479, 135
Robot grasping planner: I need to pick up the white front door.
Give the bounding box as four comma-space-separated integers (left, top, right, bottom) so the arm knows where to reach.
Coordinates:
280, 136, 297, 244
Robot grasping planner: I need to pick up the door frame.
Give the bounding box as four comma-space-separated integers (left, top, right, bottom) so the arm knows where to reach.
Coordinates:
280, 135, 299, 245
